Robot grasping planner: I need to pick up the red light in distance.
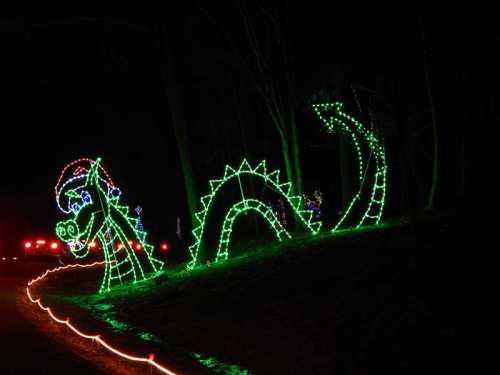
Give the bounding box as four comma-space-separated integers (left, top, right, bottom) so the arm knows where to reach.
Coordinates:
25, 241, 32, 249
36, 239, 46, 245
135, 244, 142, 250
50, 242, 59, 249
160, 242, 170, 251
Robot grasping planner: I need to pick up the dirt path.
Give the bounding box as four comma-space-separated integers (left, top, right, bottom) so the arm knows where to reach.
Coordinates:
0, 276, 106, 374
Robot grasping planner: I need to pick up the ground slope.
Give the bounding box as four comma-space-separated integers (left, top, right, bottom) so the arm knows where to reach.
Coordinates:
44, 215, 461, 374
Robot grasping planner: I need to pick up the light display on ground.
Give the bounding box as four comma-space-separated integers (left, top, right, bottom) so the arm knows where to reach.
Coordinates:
311, 101, 387, 231
215, 198, 291, 262
54, 158, 164, 292
304, 190, 323, 219
188, 159, 322, 269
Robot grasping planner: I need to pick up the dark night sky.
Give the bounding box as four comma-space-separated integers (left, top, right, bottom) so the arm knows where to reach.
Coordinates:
0, 4, 496, 248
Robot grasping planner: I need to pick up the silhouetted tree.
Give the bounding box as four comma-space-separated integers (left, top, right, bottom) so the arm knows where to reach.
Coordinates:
419, 16, 440, 211
159, 23, 199, 232
237, 2, 303, 196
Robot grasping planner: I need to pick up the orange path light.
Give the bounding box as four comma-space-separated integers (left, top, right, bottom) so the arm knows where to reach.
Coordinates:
26, 262, 178, 375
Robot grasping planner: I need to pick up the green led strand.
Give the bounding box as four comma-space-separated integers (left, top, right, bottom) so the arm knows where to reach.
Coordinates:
98, 220, 122, 292
215, 199, 291, 262
188, 159, 322, 269
109, 200, 164, 275
98, 232, 112, 292
329, 116, 366, 231
312, 101, 387, 231
336, 110, 387, 227
98, 216, 150, 293
332, 192, 361, 232
312, 104, 365, 230
55, 158, 165, 293
104, 222, 135, 292
312, 102, 365, 182
109, 217, 145, 279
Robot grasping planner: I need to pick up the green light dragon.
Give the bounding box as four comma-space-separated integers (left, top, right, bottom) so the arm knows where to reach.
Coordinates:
54, 101, 387, 278
312, 101, 387, 231
55, 158, 164, 292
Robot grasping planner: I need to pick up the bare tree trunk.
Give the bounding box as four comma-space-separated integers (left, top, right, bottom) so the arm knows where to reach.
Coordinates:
284, 46, 302, 197
335, 69, 356, 210
394, 111, 415, 220
160, 24, 198, 231
290, 113, 302, 196
239, 3, 302, 197
387, 75, 416, 221
458, 71, 468, 202
420, 17, 439, 211
459, 129, 465, 199
233, 83, 259, 235
281, 131, 301, 230
339, 136, 356, 209
279, 133, 295, 194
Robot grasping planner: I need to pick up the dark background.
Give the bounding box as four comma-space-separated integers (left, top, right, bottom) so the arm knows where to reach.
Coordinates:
0, 4, 496, 255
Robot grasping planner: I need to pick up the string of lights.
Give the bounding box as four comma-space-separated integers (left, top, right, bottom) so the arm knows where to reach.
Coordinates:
188, 159, 322, 269
311, 102, 387, 231
25, 261, 178, 375
215, 198, 291, 262
55, 158, 164, 292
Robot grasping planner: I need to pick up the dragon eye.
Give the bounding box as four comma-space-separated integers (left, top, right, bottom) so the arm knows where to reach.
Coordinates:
81, 191, 92, 204
71, 202, 81, 214
109, 187, 121, 199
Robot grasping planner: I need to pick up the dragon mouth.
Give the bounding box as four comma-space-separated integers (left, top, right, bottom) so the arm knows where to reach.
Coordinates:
70, 215, 96, 254
55, 213, 99, 259
68, 240, 90, 257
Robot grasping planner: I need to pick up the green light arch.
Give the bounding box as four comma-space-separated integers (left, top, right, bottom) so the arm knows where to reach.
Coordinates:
312, 102, 387, 231
55, 158, 164, 293
188, 159, 321, 269
215, 198, 291, 262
